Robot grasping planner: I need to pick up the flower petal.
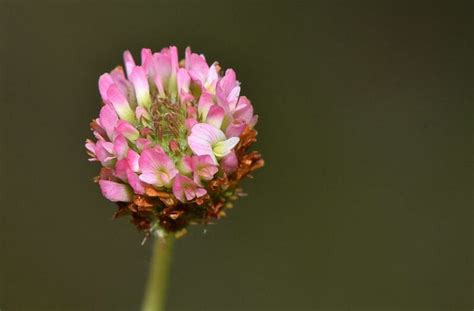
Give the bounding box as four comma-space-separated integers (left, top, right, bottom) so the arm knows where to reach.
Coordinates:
138, 148, 162, 174
110, 67, 130, 98
194, 187, 207, 198
114, 158, 129, 181
172, 174, 186, 202
107, 84, 136, 123
113, 135, 129, 159
99, 180, 133, 202
178, 156, 194, 175
99, 104, 118, 140
188, 123, 226, 162
115, 120, 139, 141
123, 50, 136, 78
127, 169, 145, 195
98, 73, 114, 103
221, 150, 238, 174
177, 68, 191, 93
205, 63, 219, 93
138, 173, 159, 185
198, 92, 214, 121
136, 138, 152, 151
190, 123, 226, 145
184, 187, 196, 201
141, 48, 154, 76
154, 74, 165, 97
130, 66, 151, 108
219, 69, 237, 95
85, 139, 97, 161
185, 118, 198, 133
206, 105, 225, 129
213, 137, 239, 158
185, 47, 209, 84
127, 150, 140, 173
225, 119, 246, 138
234, 96, 254, 123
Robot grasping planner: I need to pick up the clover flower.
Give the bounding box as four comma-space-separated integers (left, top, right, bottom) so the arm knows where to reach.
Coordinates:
86, 46, 263, 238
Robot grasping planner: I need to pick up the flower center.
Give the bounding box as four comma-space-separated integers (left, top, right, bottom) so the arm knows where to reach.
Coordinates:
149, 96, 189, 155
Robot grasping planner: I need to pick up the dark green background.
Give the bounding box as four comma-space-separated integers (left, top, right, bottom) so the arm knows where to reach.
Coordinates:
1, 1, 472, 310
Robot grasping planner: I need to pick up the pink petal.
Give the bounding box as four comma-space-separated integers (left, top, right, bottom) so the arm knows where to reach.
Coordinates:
169, 46, 179, 74
115, 120, 139, 141
141, 48, 154, 76
139, 173, 159, 185
138, 148, 161, 173
205, 63, 219, 91
234, 96, 254, 123
191, 123, 226, 144
107, 84, 135, 122
185, 47, 209, 84
152, 145, 166, 154
153, 51, 172, 82
196, 154, 215, 166
102, 141, 114, 154
138, 148, 177, 186
187, 106, 197, 119
98, 73, 114, 103
130, 66, 151, 108
172, 174, 186, 202
178, 156, 194, 175
225, 119, 246, 138
85, 139, 97, 161
99, 104, 118, 140
162, 158, 179, 180
216, 87, 230, 111
94, 141, 110, 164
110, 67, 130, 97
193, 155, 218, 184
222, 150, 238, 174
227, 86, 241, 110
114, 158, 129, 181
113, 135, 129, 159
185, 118, 198, 132
206, 105, 225, 129
184, 188, 196, 201
188, 123, 226, 161
171, 174, 203, 202
85, 139, 95, 154
136, 138, 152, 151
196, 165, 218, 181
198, 92, 214, 121
91, 118, 106, 140
177, 68, 191, 93
99, 180, 133, 202
219, 69, 238, 95
123, 50, 136, 78
157, 171, 173, 187
127, 169, 145, 195
135, 106, 150, 121
194, 187, 207, 198
154, 74, 165, 97
127, 150, 140, 173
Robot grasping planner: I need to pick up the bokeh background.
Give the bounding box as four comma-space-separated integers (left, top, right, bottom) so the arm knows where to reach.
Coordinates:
1, 1, 472, 310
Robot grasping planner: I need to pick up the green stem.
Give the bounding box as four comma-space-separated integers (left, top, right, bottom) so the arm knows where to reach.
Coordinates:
142, 235, 174, 311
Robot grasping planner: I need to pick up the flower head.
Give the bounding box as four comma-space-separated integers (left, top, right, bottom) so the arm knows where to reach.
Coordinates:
86, 46, 264, 239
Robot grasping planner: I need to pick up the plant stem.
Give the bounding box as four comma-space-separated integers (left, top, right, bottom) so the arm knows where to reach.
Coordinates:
142, 235, 174, 311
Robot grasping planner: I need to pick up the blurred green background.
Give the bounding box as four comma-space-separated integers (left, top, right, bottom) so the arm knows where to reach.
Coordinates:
1, 1, 472, 310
